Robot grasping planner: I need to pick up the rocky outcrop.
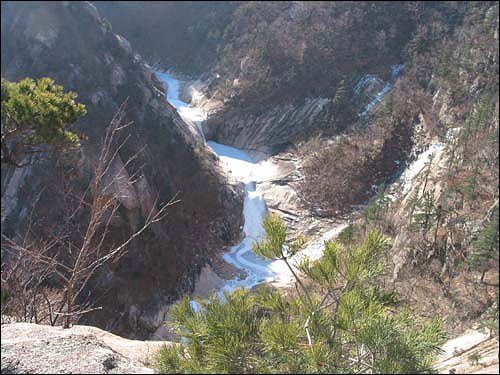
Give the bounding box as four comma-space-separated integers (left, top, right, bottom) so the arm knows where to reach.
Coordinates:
203, 97, 329, 157
1, 323, 170, 374
200, 63, 402, 157
434, 329, 499, 374
251, 152, 339, 241
1, 1, 243, 339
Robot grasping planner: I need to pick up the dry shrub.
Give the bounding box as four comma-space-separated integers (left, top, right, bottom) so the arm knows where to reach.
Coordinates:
298, 106, 413, 218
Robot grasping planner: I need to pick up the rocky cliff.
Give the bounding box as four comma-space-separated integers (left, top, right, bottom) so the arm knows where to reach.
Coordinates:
201, 64, 401, 157
203, 96, 329, 157
91, 2, 420, 157
1, 1, 243, 338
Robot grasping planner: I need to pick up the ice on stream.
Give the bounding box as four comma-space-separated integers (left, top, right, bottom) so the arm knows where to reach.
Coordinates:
399, 142, 444, 197
156, 71, 287, 301
155, 71, 206, 141
156, 64, 430, 303
356, 64, 405, 118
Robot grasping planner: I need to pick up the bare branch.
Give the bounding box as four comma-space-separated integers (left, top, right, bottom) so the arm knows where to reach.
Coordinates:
1, 100, 180, 328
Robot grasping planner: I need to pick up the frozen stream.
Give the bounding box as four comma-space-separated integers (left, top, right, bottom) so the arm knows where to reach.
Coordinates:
156, 72, 290, 296
155, 64, 414, 300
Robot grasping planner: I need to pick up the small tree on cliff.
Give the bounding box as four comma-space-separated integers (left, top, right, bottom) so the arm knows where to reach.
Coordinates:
1, 77, 87, 167
155, 214, 446, 374
1, 103, 178, 328
466, 204, 499, 284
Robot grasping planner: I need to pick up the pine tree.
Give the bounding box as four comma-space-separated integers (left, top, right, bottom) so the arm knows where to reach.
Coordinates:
467, 205, 499, 283
1, 77, 86, 167
155, 214, 447, 374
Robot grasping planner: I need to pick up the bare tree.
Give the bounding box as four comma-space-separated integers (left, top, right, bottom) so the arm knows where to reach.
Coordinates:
1, 242, 60, 325
2, 103, 178, 328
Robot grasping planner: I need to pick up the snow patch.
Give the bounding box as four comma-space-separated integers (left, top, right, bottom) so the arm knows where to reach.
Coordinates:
397, 142, 445, 198
155, 71, 206, 141
357, 64, 405, 118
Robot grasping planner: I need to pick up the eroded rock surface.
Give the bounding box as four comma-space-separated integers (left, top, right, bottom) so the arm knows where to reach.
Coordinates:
1, 323, 171, 374
203, 97, 329, 156
434, 329, 499, 374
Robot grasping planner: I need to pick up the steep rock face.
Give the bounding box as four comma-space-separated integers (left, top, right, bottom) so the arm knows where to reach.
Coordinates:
203, 97, 328, 157
1, 1, 243, 338
92, 1, 417, 157
200, 65, 397, 156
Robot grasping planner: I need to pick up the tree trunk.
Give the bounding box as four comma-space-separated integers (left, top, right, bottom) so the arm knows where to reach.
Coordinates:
64, 286, 72, 328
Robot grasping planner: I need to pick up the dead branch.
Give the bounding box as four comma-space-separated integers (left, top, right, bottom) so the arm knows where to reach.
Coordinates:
1, 102, 178, 328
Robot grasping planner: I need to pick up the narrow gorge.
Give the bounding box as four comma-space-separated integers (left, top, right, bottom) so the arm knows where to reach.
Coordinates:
153, 64, 413, 306
1, 2, 498, 374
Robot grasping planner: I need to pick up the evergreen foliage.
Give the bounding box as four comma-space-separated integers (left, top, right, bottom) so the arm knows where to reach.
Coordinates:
467, 205, 499, 283
155, 214, 446, 374
1, 77, 86, 167
479, 296, 499, 339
